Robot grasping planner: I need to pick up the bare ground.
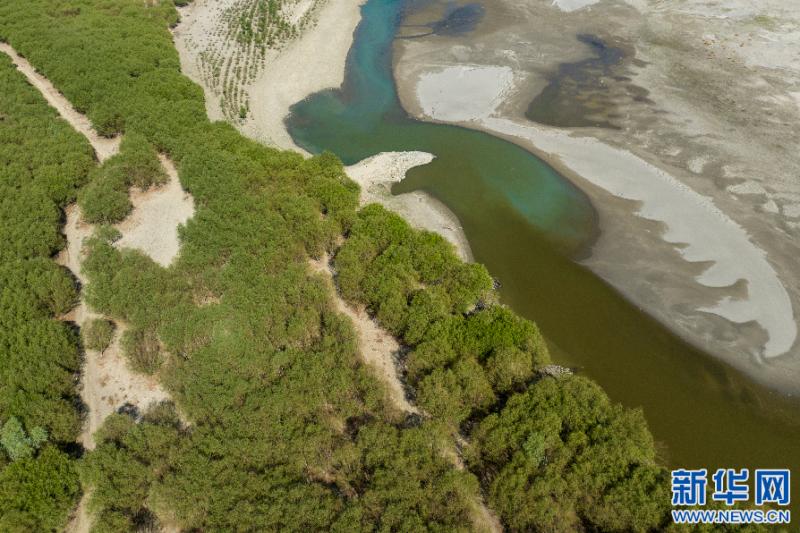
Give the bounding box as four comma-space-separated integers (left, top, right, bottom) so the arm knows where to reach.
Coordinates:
115, 155, 195, 267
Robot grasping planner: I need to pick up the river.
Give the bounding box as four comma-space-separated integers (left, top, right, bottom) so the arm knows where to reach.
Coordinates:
286, 0, 800, 509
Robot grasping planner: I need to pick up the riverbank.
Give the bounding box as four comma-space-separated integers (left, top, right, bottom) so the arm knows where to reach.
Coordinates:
173, 0, 473, 261
392, 0, 800, 394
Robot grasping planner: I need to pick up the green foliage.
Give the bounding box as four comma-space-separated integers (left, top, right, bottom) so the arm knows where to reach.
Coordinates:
469, 376, 670, 532
79, 132, 166, 223
78, 167, 131, 223
82, 318, 115, 352
0, 446, 81, 533
1, 417, 48, 462
0, 53, 88, 532
121, 327, 162, 374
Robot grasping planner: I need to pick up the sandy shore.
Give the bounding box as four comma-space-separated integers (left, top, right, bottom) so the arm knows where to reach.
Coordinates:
346, 152, 473, 261
393, 0, 800, 392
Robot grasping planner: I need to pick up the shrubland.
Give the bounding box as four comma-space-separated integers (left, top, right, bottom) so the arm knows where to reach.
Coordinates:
0, 53, 92, 531
0, 0, 683, 530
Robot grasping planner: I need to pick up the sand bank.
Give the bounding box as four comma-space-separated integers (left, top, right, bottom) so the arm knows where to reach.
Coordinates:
346, 152, 473, 261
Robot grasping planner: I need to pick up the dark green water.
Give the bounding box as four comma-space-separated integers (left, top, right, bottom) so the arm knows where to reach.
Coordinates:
287, 0, 800, 511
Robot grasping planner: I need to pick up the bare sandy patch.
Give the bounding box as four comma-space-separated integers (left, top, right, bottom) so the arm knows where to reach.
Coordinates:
346, 151, 473, 262
114, 155, 195, 267
0, 43, 120, 161
416, 65, 514, 122
244, 0, 365, 150
551, 0, 601, 13
174, 0, 365, 151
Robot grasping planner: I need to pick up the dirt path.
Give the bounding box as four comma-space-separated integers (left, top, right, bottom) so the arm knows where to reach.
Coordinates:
309, 254, 418, 414
309, 254, 502, 532
0, 42, 175, 445
59, 206, 172, 451
0, 43, 120, 162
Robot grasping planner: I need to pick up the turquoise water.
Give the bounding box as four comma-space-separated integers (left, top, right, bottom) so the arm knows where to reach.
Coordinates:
287, 0, 800, 510
286, 0, 595, 252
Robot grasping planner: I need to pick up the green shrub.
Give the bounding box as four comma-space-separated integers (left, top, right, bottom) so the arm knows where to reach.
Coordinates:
469, 376, 669, 532
83, 318, 116, 352
0, 446, 80, 532
121, 327, 162, 374
79, 168, 131, 223
117, 132, 167, 189
1, 417, 47, 462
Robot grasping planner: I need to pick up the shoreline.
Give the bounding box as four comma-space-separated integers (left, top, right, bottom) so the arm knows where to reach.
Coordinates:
390, 3, 800, 394
172, 0, 474, 262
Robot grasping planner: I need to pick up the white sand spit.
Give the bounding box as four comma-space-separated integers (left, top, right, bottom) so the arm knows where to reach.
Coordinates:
114, 155, 195, 267
346, 152, 473, 261
416, 65, 514, 122
483, 116, 796, 358
0, 43, 120, 161
309, 255, 417, 414
551, 0, 601, 12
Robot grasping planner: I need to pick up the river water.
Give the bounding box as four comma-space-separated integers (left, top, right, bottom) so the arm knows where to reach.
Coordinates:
286, 0, 800, 508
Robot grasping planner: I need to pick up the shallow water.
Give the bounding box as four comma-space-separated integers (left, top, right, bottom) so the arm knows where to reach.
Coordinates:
287, 0, 800, 509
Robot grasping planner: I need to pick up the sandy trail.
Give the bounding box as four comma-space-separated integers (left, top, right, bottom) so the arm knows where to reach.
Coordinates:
59, 207, 172, 451
309, 254, 500, 532
115, 155, 195, 267
309, 254, 417, 414
0, 43, 120, 162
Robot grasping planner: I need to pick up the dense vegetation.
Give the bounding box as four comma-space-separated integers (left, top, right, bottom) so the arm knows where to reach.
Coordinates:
334, 205, 671, 530
0, 53, 93, 531
79, 133, 166, 223
0, 0, 689, 531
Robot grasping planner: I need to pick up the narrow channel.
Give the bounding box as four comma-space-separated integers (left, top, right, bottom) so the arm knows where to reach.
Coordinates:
286, 0, 800, 508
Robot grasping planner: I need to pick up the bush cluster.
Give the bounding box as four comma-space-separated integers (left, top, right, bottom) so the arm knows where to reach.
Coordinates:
79, 132, 167, 223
